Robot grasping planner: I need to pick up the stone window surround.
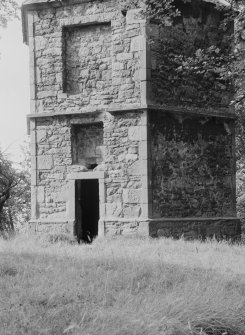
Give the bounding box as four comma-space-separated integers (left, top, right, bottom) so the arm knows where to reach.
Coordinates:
68, 171, 106, 237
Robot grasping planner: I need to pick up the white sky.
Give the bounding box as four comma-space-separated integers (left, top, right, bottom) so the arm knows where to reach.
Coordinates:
0, 0, 29, 162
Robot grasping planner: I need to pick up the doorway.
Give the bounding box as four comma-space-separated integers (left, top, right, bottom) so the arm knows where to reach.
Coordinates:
75, 179, 99, 243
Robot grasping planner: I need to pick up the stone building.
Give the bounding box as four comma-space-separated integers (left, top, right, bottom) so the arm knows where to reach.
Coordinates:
22, 0, 241, 241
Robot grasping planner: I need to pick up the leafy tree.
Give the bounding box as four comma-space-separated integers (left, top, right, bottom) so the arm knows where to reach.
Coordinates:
0, 1, 29, 237
0, 0, 19, 29
0, 149, 20, 236
0, 144, 31, 238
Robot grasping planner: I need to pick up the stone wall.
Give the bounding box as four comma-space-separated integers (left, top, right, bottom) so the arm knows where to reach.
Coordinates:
103, 111, 145, 234
149, 111, 236, 219
33, 110, 146, 235
32, 1, 144, 114
36, 116, 72, 220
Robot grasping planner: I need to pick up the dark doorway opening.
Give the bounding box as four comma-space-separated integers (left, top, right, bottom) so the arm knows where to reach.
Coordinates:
75, 179, 99, 243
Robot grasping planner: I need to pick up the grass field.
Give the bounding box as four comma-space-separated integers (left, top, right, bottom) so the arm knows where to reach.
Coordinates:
0, 235, 245, 335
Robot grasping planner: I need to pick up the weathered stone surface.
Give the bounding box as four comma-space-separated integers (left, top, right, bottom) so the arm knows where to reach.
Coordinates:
149, 218, 241, 241
150, 111, 236, 219
104, 220, 140, 236
128, 126, 141, 141
64, 24, 112, 100
37, 186, 45, 203
30, 221, 72, 234
123, 189, 141, 204
37, 155, 53, 170
71, 123, 103, 168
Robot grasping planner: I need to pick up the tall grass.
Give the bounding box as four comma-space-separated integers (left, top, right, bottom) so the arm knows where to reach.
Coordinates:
0, 235, 245, 335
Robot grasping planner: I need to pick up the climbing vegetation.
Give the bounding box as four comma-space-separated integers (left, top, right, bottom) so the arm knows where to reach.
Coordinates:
0, 145, 31, 238
0, 0, 19, 28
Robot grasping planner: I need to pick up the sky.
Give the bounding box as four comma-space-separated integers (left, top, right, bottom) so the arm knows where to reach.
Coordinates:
0, 0, 29, 163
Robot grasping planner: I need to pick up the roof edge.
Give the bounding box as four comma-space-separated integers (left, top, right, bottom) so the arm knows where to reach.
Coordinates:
21, 0, 232, 45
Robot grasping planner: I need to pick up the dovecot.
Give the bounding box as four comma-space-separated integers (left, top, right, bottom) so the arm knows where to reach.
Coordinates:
22, 0, 240, 242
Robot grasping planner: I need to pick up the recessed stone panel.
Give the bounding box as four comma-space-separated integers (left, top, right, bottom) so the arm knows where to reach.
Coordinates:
150, 111, 236, 218
37, 155, 53, 170
71, 123, 104, 168
63, 23, 112, 101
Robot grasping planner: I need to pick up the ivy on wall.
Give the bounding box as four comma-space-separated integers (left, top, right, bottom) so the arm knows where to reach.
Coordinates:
149, 0, 234, 108
121, 0, 235, 109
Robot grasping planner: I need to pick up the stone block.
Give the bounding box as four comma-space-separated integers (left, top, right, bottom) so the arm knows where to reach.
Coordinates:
118, 153, 126, 162
140, 49, 152, 70
37, 155, 53, 170
31, 186, 37, 219
116, 53, 133, 61
112, 62, 125, 71
53, 186, 69, 202
112, 77, 126, 87
141, 188, 149, 204
140, 80, 148, 106
126, 154, 138, 163
30, 142, 36, 156
30, 129, 36, 146
35, 37, 47, 51
140, 124, 147, 141
98, 220, 105, 237
29, 119, 36, 131
141, 174, 148, 188
137, 221, 149, 236
99, 204, 106, 217
128, 146, 138, 154
36, 129, 47, 143
47, 173, 64, 180
131, 36, 144, 52
37, 186, 45, 203
37, 91, 57, 99
106, 202, 122, 217
141, 203, 150, 218
124, 205, 141, 218
128, 160, 141, 176
139, 141, 148, 159
123, 189, 141, 204
30, 82, 36, 100
140, 68, 151, 81
128, 126, 141, 141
